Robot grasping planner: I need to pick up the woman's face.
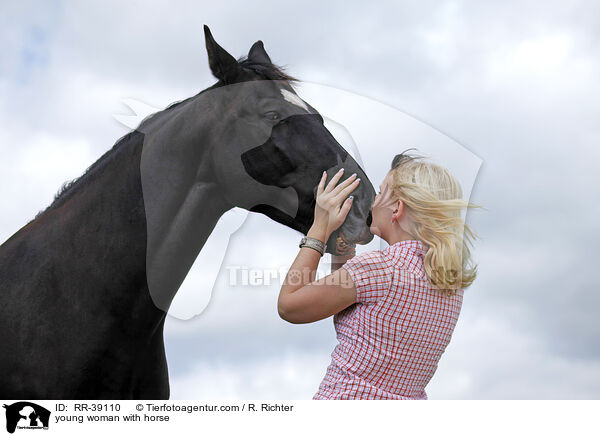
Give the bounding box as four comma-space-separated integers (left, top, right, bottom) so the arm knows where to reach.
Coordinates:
369, 172, 397, 239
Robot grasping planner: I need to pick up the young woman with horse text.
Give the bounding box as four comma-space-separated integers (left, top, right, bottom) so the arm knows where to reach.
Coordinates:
278, 151, 478, 399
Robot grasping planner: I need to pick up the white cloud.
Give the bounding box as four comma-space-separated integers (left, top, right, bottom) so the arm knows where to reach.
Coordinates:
170, 350, 331, 400
428, 310, 600, 399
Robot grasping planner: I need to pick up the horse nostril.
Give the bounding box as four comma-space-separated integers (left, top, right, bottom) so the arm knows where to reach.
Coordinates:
366, 211, 372, 226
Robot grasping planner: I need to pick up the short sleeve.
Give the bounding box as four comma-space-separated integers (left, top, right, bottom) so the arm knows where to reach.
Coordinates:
341, 250, 393, 304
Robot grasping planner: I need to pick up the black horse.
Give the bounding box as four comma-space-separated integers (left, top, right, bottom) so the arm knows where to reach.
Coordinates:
0, 26, 375, 399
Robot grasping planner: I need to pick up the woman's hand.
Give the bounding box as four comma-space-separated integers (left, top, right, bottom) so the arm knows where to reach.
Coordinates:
309, 168, 361, 241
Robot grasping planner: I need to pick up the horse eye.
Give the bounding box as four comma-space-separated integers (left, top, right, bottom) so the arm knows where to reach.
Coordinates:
264, 111, 280, 121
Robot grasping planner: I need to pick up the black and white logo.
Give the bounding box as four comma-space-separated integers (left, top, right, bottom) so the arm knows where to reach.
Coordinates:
3, 402, 50, 434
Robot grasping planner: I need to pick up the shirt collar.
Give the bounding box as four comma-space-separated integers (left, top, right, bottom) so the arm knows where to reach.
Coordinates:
388, 239, 427, 257
385, 239, 428, 277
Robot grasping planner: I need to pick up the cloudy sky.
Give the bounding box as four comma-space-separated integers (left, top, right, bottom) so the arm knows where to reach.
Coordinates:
1, 0, 599, 399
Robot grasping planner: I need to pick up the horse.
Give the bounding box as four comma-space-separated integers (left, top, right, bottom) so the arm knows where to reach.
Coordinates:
0, 25, 375, 399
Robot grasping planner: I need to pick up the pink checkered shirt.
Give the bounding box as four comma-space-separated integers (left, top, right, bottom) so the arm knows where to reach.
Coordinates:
313, 239, 464, 400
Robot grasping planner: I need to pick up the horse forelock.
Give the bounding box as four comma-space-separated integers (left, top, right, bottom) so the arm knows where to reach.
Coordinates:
237, 57, 299, 85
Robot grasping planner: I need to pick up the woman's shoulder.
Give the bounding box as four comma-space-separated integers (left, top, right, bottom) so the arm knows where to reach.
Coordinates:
341, 249, 394, 305
381, 240, 428, 278
343, 248, 391, 273
345, 240, 426, 269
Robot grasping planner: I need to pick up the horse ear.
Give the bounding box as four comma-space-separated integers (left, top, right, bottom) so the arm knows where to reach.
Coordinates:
248, 40, 272, 64
203, 25, 242, 83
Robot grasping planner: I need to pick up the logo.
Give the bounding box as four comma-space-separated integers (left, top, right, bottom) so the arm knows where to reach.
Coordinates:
3, 402, 50, 434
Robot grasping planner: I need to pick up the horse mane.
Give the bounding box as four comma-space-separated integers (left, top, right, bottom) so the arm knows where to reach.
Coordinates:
35, 59, 298, 220
33, 129, 145, 220
238, 57, 299, 84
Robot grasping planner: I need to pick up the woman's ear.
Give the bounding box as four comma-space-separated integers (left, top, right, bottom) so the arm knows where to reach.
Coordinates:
396, 200, 415, 236
391, 199, 403, 223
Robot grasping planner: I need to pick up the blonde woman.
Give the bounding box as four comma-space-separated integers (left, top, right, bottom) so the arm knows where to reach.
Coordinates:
278, 151, 478, 400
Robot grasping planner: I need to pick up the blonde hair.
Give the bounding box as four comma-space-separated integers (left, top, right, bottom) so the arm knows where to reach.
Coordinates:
389, 151, 479, 294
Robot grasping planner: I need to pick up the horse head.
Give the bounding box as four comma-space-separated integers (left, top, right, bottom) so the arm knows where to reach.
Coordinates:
201, 25, 375, 252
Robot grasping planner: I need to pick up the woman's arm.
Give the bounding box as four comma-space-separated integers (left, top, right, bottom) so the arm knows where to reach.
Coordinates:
278, 270, 356, 324
277, 225, 357, 324
278, 169, 360, 324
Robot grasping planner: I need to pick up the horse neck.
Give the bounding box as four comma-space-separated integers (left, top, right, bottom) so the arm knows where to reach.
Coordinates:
140, 98, 234, 312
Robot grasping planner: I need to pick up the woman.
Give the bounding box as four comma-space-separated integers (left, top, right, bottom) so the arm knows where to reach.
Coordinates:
277, 152, 478, 399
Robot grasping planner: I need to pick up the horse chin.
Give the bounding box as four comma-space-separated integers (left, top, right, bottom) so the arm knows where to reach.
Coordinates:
326, 229, 373, 255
